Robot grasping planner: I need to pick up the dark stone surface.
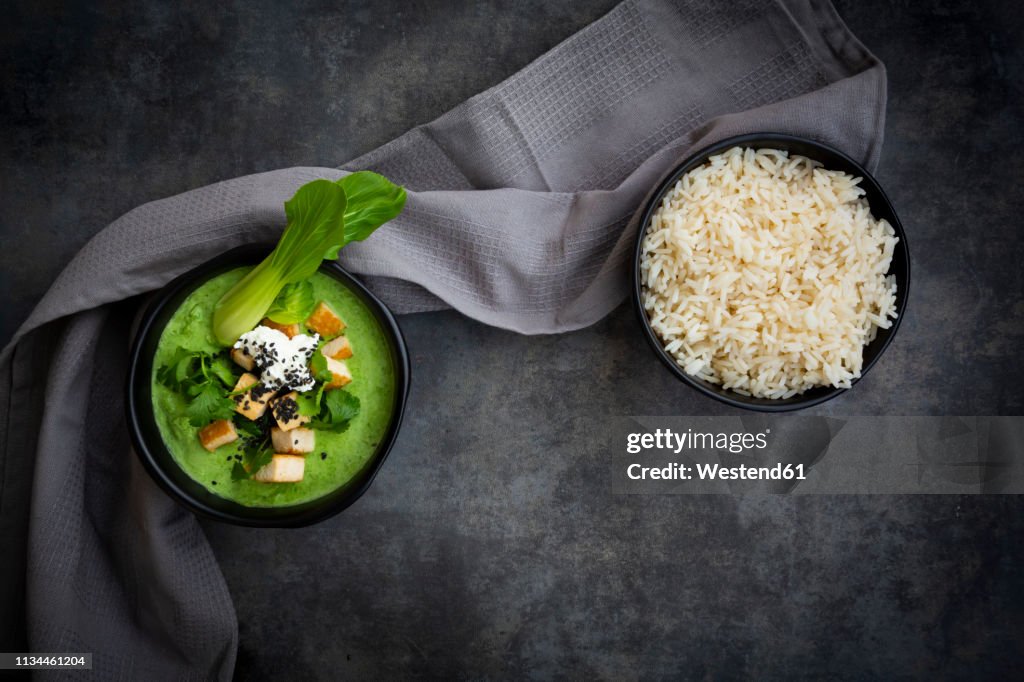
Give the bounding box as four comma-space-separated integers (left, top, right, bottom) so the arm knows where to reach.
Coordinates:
3, 0, 1023, 678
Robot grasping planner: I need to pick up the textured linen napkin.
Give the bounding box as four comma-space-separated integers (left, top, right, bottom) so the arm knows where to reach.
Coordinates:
0, 0, 885, 678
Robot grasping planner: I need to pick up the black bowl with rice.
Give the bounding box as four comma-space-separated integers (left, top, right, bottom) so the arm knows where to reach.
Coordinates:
631, 133, 910, 412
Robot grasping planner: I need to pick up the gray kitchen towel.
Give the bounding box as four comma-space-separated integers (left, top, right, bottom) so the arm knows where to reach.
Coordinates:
0, 0, 885, 678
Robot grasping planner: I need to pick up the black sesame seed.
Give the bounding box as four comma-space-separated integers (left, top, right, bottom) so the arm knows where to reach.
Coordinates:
211, 481, 218, 485
320, 452, 327, 460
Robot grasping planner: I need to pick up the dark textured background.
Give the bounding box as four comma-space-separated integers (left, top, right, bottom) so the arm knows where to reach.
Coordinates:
3, 0, 1023, 678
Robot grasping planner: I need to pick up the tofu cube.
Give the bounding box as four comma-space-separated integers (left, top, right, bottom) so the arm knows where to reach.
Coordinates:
198, 419, 238, 452
230, 347, 255, 371
261, 317, 301, 338
271, 391, 310, 432
252, 454, 305, 483
271, 426, 315, 454
232, 372, 272, 420
321, 335, 353, 360
306, 301, 345, 337
325, 357, 352, 389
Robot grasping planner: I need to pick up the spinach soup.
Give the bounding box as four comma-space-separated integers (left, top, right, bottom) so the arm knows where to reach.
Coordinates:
151, 266, 397, 507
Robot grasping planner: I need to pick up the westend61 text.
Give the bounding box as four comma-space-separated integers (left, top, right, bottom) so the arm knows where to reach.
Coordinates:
627, 462, 807, 481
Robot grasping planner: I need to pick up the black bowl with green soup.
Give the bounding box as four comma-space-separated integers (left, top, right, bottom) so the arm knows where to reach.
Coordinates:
127, 174, 410, 526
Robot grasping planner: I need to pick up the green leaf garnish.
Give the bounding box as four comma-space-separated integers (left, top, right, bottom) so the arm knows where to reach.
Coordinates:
309, 350, 333, 383
186, 384, 236, 427
311, 389, 360, 432
157, 348, 241, 427
157, 348, 198, 393
159, 349, 234, 394
248, 444, 274, 477
231, 428, 274, 481
234, 418, 263, 439
331, 171, 408, 257
265, 280, 316, 324
294, 388, 322, 418
230, 462, 248, 481
209, 355, 239, 388
211, 172, 406, 345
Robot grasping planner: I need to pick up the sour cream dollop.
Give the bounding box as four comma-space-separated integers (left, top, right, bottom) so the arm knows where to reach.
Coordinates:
234, 326, 319, 392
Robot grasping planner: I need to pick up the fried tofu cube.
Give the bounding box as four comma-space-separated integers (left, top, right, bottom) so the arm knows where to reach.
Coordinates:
252, 454, 305, 483
321, 335, 353, 360
305, 301, 345, 337
261, 317, 301, 338
232, 372, 272, 420
230, 347, 255, 371
271, 391, 310, 432
198, 419, 238, 452
271, 426, 315, 454
324, 357, 352, 389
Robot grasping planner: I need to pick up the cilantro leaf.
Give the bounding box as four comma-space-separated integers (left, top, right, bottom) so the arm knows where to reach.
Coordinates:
157, 349, 200, 393
295, 388, 322, 418
231, 436, 274, 480
209, 355, 239, 388
234, 417, 264, 439
309, 350, 333, 383
173, 352, 195, 388
324, 389, 360, 422
311, 389, 360, 432
250, 444, 274, 473
231, 462, 249, 481
158, 348, 243, 428
186, 384, 236, 427
158, 349, 238, 393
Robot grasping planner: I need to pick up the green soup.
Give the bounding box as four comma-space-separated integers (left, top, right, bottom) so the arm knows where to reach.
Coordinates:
151, 267, 396, 507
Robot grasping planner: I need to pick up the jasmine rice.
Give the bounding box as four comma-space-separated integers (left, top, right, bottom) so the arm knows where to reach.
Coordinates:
639, 146, 898, 399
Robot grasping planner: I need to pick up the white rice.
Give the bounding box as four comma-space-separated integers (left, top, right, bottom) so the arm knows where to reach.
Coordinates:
640, 146, 898, 399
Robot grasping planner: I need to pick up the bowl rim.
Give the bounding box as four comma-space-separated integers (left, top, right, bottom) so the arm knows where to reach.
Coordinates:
126, 245, 411, 527
631, 132, 911, 412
